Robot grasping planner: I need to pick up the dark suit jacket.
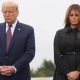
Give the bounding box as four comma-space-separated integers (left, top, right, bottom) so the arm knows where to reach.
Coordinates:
53, 27, 80, 80
0, 22, 35, 80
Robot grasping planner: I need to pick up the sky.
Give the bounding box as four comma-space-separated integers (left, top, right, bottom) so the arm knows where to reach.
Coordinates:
0, 0, 80, 70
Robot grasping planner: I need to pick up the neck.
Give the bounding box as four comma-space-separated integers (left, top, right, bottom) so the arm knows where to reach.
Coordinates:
71, 25, 78, 29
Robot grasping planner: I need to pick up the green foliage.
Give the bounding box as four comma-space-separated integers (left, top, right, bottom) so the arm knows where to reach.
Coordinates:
30, 59, 55, 77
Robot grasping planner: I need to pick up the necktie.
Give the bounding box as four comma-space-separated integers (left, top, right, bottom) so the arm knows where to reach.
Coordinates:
6, 24, 12, 51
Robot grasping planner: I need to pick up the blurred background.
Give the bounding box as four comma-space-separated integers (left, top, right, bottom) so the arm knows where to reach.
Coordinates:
0, 0, 80, 79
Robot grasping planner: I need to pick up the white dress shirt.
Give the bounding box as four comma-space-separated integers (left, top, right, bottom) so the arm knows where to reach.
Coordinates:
6, 20, 18, 35
6, 20, 18, 73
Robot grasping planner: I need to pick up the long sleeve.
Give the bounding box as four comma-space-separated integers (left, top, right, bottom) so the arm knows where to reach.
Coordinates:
54, 30, 71, 75
13, 27, 35, 72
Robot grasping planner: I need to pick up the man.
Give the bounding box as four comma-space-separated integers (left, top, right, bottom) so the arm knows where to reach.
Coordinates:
0, 1, 35, 80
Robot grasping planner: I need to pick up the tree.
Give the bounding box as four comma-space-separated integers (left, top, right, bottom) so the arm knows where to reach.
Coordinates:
31, 59, 55, 77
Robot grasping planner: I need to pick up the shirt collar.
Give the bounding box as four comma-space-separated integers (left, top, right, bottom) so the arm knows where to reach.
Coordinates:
6, 20, 18, 28
64, 26, 80, 33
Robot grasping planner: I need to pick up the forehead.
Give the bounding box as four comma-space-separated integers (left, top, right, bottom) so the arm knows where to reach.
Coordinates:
70, 8, 80, 12
3, 6, 16, 11
70, 9, 79, 14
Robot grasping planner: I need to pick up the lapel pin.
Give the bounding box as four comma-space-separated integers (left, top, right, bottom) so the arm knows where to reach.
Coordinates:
18, 28, 20, 30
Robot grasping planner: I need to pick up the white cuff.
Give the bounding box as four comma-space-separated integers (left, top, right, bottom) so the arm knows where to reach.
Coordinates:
12, 66, 17, 73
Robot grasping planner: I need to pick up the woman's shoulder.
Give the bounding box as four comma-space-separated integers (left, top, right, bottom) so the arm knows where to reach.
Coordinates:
56, 28, 65, 34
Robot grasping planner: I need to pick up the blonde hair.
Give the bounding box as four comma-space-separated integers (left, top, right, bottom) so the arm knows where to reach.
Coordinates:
2, 1, 18, 11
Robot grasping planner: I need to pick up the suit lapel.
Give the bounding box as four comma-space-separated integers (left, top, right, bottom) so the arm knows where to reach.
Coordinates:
0, 23, 6, 53
8, 22, 21, 52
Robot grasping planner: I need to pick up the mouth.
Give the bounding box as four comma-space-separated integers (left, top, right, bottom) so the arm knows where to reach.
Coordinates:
6, 18, 11, 20
71, 21, 77, 23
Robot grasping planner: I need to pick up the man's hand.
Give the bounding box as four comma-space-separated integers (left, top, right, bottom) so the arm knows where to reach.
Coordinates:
0, 66, 15, 76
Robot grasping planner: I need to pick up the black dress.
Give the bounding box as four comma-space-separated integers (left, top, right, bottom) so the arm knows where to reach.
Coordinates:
53, 26, 80, 80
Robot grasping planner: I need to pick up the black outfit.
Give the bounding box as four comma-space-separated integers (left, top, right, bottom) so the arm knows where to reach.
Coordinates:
53, 26, 80, 80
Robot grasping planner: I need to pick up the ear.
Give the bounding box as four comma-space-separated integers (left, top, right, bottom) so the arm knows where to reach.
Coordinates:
17, 10, 19, 16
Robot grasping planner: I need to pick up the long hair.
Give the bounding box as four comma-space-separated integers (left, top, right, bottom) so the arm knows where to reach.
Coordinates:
64, 4, 80, 27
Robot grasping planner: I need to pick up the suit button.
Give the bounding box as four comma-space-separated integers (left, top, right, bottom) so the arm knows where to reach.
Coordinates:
6, 56, 9, 59
72, 52, 75, 55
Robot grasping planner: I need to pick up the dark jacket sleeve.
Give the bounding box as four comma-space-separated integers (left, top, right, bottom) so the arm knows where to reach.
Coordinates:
13, 27, 35, 72
54, 30, 71, 75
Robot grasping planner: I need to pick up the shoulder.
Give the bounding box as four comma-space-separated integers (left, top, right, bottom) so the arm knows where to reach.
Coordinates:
55, 28, 65, 35
18, 22, 34, 32
19, 22, 34, 29
0, 23, 5, 26
0, 23, 6, 29
55, 27, 69, 39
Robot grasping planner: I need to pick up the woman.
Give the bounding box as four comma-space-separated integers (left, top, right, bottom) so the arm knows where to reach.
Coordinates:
53, 4, 80, 80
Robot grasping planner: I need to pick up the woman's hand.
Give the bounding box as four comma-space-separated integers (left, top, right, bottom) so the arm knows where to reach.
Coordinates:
67, 71, 80, 80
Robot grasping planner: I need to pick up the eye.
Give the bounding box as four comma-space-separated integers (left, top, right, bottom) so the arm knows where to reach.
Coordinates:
3, 11, 7, 14
69, 14, 79, 17
75, 14, 79, 16
69, 14, 74, 17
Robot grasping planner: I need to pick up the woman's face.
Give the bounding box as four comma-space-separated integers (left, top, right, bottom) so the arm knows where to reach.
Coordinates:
69, 9, 80, 27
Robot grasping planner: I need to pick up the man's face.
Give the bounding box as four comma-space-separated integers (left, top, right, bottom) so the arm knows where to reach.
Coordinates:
2, 6, 18, 24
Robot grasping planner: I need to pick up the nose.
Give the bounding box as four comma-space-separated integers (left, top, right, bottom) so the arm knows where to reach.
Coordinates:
6, 12, 10, 16
72, 15, 76, 19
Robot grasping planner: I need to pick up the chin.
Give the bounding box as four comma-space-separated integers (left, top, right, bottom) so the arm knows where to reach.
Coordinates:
6, 20, 11, 22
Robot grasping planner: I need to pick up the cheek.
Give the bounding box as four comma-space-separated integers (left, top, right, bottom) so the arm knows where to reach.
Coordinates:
10, 15, 16, 20
78, 17, 80, 21
12, 16, 16, 20
69, 17, 72, 22
69, 16, 72, 19
75, 18, 80, 23
12, 14, 17, 19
